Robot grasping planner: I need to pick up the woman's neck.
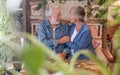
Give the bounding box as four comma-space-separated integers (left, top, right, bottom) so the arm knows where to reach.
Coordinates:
74, 21, 82, 31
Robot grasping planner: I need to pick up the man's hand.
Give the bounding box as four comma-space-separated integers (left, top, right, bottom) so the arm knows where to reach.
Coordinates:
58, 36, 70, 44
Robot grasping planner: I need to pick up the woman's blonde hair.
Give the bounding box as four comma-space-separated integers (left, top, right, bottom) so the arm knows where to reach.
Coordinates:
70, 6, 85, 22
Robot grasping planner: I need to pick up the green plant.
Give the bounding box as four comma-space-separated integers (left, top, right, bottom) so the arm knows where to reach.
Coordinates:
100, 0, 120, 49
17, 34, 109, 75
0, 0, 21, 74
1, 0, 120, 75
9, 33, 120, 75
37, 0, 83, 10
0, 0, 12, 35
0, 0, 13, 68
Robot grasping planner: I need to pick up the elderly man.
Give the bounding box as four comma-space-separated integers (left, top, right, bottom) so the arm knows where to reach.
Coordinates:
38, 6, 71, 57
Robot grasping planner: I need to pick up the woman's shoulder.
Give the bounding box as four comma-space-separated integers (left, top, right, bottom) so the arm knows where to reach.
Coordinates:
83, 23, 91, 31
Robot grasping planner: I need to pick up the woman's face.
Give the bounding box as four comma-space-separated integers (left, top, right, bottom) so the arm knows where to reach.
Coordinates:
69, 11, 77, 23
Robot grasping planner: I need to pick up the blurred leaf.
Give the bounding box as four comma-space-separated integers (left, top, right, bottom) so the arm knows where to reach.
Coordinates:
51, 0, 54, 3
24, 34, 70, 74
37, 0, 47, 10
59, 0, 62, 3
42, 0, 47, 6
22, 43, 46, 75
96, 9, 106, 19
9, 69, 20, 75
0, 67, 4, 74
113, 28, 120, 49
21, 35, 48, 75
112, 6, 120, 12
44, 61, 61, 72
107, 15, 120, 27
87, 8, 93, 17
84, 51, 111, 75
113, 49, 120, 75
99, 9, 106, 16
40, 69, 49, 75
37, 3, 42, 10
115, 16, 120, 22
70, 50, 111, 75
69, 50, 80, 71
100, 0, 115, 10
87, 0, 91, 5
98, 0, 105, 5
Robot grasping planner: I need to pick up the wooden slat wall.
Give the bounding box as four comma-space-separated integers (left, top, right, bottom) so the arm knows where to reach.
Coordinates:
22, 0, 31, 33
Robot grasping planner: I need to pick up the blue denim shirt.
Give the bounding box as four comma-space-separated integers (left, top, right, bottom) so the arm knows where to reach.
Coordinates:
66, 23, 95, 60
38, 20, 69, 54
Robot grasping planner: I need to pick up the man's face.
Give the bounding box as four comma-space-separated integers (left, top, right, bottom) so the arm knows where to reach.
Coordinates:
51, 9, 61, 24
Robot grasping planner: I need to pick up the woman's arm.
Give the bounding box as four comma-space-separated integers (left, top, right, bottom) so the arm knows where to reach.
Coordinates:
66, 30, 92, 52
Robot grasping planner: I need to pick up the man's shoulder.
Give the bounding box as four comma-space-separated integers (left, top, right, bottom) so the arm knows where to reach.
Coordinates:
39, 20, 48, 27
39, 20, 46, 25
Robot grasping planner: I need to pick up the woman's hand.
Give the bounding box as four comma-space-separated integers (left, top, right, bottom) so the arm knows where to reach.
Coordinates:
58, 36, 70, 44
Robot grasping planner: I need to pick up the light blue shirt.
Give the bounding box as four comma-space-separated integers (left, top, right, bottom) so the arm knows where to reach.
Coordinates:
38, 20, 69, 54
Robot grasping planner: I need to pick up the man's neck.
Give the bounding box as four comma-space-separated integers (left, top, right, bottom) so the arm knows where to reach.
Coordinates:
51, 24, 57, 29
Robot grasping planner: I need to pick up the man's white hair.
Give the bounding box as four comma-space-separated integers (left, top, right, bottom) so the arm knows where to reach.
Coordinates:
45, 5, 61, 18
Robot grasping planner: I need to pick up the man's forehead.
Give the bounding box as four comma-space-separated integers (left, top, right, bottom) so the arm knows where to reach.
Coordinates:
54, 9, 61, 13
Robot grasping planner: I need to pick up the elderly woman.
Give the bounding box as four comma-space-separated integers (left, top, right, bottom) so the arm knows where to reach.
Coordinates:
66, 6, 95, 60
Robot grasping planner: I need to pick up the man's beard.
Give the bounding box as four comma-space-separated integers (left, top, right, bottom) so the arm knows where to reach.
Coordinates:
51, 17, 59, 25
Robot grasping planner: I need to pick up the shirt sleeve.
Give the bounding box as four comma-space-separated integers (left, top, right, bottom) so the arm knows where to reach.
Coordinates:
63, 24, 71, 36
38, 23, 54, 48
66, 30, 92, 52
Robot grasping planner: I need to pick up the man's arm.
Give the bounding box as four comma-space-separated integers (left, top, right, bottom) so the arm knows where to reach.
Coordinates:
57, 36, 70, 44
57, 24, 71, 44
38, 23, 54, 48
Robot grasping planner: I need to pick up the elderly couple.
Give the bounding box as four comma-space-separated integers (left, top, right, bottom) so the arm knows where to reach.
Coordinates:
38, 5, 95, 60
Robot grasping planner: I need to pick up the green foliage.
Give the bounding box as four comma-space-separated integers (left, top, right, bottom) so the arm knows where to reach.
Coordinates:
87, 0, 91, 5
37, 0, 47, 10
0, 0, 20, 75
95, 9, 106, 18
22, 42, 46, 75
100, 0, 115, 10
0, 0, 14, 70
9, 34, 116, 75
0, 67, 4, 75
59, 0, 62, 3
0, 41, 13, 68
51, 0, 55, 3
112, 28, 120, 50
0, 0, 13, 35
16, 34, 112, 75
112, 49, 120, 75
78, 0, 82, 1
13, 33, 120, 75
98, 0, 105, 5
37, 0, 82, 10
